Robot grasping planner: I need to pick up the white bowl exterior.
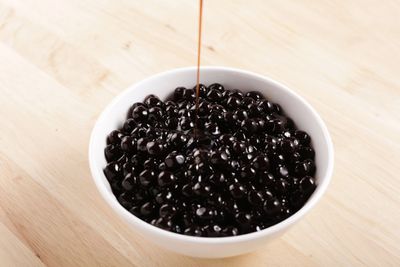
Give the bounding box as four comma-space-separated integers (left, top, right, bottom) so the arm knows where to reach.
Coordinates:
89, 67, 334, 258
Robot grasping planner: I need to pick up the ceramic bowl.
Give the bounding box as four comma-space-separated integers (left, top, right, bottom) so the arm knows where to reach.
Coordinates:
89, 66, 334, 258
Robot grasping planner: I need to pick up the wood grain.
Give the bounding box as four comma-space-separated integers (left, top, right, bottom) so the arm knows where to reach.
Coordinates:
0, 0, 399, 266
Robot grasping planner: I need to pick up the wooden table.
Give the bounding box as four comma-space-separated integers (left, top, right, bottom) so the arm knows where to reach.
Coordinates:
0, 0, 399, 266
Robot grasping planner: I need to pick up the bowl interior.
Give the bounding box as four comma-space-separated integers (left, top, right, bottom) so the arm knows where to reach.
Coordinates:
89, 66, 333, 241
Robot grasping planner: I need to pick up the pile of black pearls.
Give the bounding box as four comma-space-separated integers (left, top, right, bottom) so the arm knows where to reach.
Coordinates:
104, 83, 316, 237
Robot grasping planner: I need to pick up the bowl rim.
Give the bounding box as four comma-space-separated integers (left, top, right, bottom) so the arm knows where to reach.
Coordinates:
89, 66, 334, 244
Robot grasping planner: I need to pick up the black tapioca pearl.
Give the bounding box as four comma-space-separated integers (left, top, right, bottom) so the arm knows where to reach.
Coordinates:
107, 130, 124, 145
105, 144, 123, 162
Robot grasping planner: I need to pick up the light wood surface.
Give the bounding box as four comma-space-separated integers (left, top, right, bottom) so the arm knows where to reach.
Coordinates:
0, 0, 399, 266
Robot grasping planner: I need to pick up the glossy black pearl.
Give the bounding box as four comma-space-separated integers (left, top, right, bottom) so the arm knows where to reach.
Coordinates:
263, 197, 282, 216
174, 87, 186, 100
195, 207, 215, 220
181, 183, 193, 197
226, 96, 241, 109
275, 178, 290, 194
247, 136, 261, 148
178, 108, 194, 118
192, 182, 211, 197
241, 97, 255, 108
257, 99, 275, 114
252, 155, 270, 170
193, 83, 207, 97
138, 169, 156, 187
208, 83, 224, 92
120, 136, 135, 153
173, 224, 183, 234
233, 109, 248, 122
158, 171, 177, 187
247, 190, 264, 206
294, 159, 315, 176
244, 145, 257, 159
208, 173, 227, 186
196, 100, 211, 115
146, 140, 164, 155
105, 144, 123, 161
294, 130, 311, 146
128, 102, 146, 118
169, 132, 188, 147
107, 130, 124, 145
179, 117, 194, 131
218, 134, 235, 147
277, 165, 290, 177
208, 111, 224, 124
143, 158, 160, 170
140, 201, 155, 216
130, 125, 147, 139
131, 105, 148, 123
235, 212, 253, 225
182, 88, 196, 101
192, 148, 208, 163
205, 122, 221, 136
206, 88, 223, 102
165, 104, 178, 116
155, 190, 173, 204
279, 139, 297, 155
241, 119, 258, 133
122, 118, 137, 133
136, 138, 148, 152
118, 192, 133, 209
210, 150, 229, 166
154, 217, 173, 230
255, 118, 266, 131
148, 106, 163, 122
207, 194, 226, 208
245, 91, 263, 100
165, 100, 177, 107
269, 152, 285, 165
184, 226, 203, 236
144, 94, 163, 107
122, 162, 135, 177
247, 103, 259, 119
240, 166, 256, 180
121, 173, 136, 191
178, 100, 191, 110
276, 115, 295, 131
257, 171, 275, 185
232, 141, 246, 155
288, 152, 302, 165
104, 162, 122, 181
223, 111, 239, 128
164, 152, 185, 169
222, 226, 239, 236
116, 154, 128, 164
300, 176, 316, 194
205, 224, 223, 237
274, 103, 282, 114
159, 204, 177, 218
129, 205, 141, 217
133, 189, 149, 202
148, 127, 164, 138
212, 103, 227, 113
165, 117, 178, 129
298, 146, 315, 160
229, 182, 247, 199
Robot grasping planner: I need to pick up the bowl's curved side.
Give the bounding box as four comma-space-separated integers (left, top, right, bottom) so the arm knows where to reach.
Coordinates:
88, 66, 334, 258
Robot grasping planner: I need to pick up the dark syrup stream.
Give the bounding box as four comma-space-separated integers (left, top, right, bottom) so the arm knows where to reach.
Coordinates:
194, 0, 203, 137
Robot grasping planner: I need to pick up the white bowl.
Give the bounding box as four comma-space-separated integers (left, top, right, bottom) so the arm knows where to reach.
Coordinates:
89, 66, 334, 258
